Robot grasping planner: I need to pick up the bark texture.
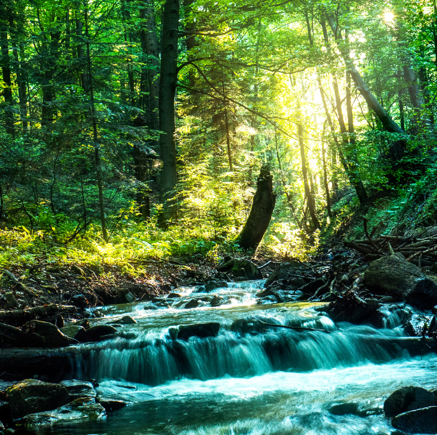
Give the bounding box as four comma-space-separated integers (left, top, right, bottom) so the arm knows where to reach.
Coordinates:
158, 0, 179, 226
236, 165, 276, 250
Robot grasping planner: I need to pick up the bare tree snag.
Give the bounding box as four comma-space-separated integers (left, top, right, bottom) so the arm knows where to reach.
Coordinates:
236, 165, 276, 250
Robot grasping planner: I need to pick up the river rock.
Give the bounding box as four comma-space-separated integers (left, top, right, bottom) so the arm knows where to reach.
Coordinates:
167, 293, 182, 298
231, 316, 280, 335
143, 302, 159, 310
60, 380, 96, 399
183, 299, 199, 309
97, 398, 127, 412
200, 280, 228, 293
24, 321, 76, 348
210, 295, 225, 307
364, 254, 437, 309
392, 406, 437, 434
23, 397, 105, 429
327, 291, 380, 324
118, 316, 137, 325
384, 386, 436, 417
60, 324, 85, 339
328, 402, 364, 417
177, 322, 220, 340
216, 259, 262, 280
76, 325, 117, 343
5, 379, 70, 419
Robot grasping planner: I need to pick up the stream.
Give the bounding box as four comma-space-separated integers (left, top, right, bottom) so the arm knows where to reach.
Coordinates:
38, 280, 437, 434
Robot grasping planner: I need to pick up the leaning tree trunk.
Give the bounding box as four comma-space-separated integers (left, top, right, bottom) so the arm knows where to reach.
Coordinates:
236, 165, 276, 250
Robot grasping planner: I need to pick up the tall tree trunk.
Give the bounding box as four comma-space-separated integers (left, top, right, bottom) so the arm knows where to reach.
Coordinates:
324, 15, 406, 161
158, 0, 179, 226
0, 7, 14, 138
318, 78, 367, 205
140, 0, 160, 130
9, 10, 27, 133
236, 165, 276, 250
224, 105, 233, 171
321, 123, 332, 218
84, 2, 108, 242
274, 131, 299, 223
298, 121, 319, 230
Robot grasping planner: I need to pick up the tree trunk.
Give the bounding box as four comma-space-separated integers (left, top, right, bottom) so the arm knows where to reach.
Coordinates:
236, 165, 276, 250
158, 0, 179, 226
140, 0, 160, 130
318, 78, 367, 205
299, 122, 319, 230
0, 8, 14, 138
321, 124, 332, 218
84, 3, 108, 242
324, 16, 406, 161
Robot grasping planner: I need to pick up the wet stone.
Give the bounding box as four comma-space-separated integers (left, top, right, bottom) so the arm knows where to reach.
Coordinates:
184, 299, 199, 309
60, 324, 85, 340
60, 380, 96, 399
97, 398, 127, 412
392, 406, 437, 434
384, 386, 436, 417
23, 397, 106, 429
177, 322, 220, 341
76, 325, 117, 343
5, 379, 70, 419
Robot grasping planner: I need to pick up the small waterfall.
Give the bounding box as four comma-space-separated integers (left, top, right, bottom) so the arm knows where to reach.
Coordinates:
70, 316, 403, 386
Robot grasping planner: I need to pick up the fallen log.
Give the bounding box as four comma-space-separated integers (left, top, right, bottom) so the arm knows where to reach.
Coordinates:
0, 305, 77, 326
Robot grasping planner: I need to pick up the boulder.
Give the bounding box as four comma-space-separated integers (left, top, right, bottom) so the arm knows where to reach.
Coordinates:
183, 299, 199, 309
60, 380, 96, 399
76, 325, 117, 343
5, 379, 70, 419
60, 324, 85, 339
392, 406, 437, 434
177, 322, 220, 340
231, 316, 280, 335
216, 259, 262, 280
118, 316, 137, 325
201, 280, 228, 293
328, 402, 364, 417
384, 386, 436, 417
97, 398, 127, 412
124, 292, 136, 303
143, 302, 159, 310
264, 261, 303, 288
25, 321, 76, 348
210, 295, 225, 307
327, 291, 380, 324
167, 293, 182, 298
364, 254, 437, 308
23, 397, 105, 429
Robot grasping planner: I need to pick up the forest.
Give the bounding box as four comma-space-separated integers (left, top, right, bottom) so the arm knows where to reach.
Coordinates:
1, 0, 437, 434
1, 0, 436, 267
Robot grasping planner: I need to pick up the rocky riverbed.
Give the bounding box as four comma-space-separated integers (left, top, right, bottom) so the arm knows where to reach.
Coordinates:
1, 239, 437, 434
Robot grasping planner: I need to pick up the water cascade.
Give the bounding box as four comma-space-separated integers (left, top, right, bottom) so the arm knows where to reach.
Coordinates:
41, 280, 437, 435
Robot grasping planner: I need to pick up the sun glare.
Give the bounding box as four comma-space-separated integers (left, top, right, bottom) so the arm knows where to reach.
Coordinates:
383, 10, 395, 24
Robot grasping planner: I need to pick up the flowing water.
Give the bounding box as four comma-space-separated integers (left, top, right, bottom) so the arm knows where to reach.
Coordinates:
39, 281, 437, 435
